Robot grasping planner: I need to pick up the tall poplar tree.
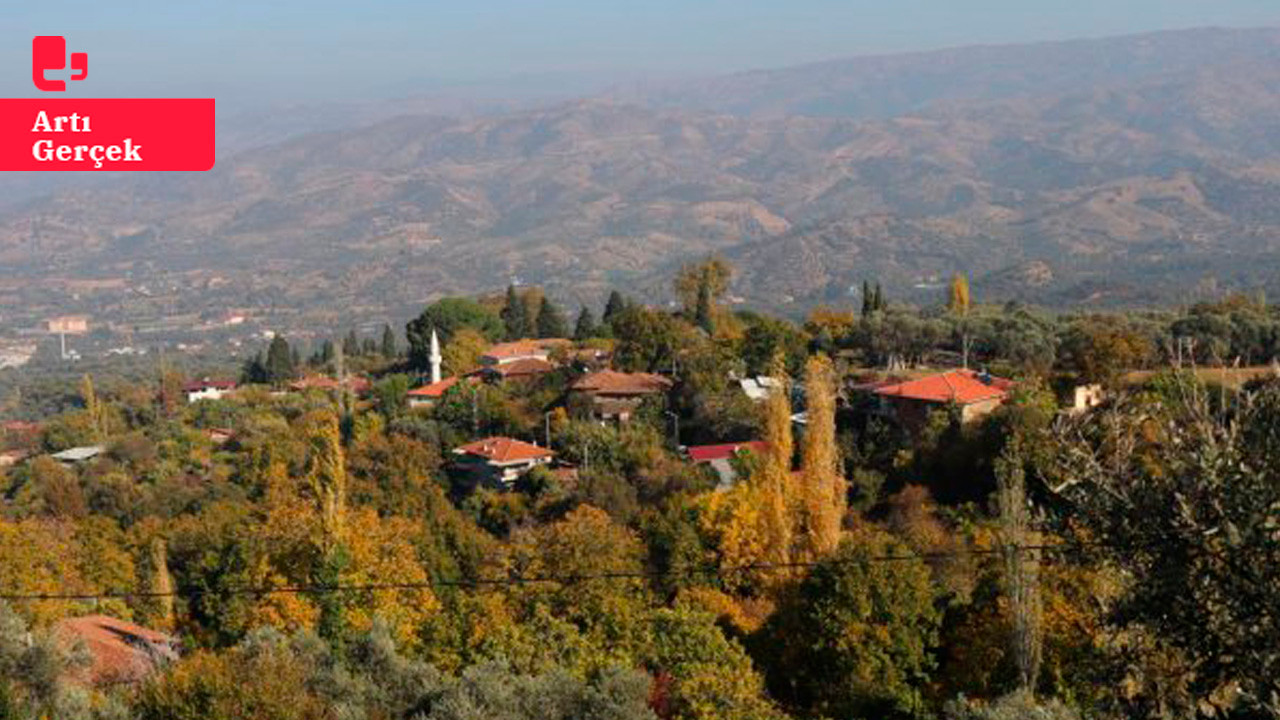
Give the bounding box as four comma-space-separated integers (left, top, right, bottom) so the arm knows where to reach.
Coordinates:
80, 373, 103, 442
799, 354, 845, 561
756, 355, 795, 571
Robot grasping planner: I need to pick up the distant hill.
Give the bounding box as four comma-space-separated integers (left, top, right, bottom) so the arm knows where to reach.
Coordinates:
3, 27, 1280, 334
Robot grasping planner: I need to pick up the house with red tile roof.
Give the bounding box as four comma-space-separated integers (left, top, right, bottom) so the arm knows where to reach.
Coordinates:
569, 369, 674, 423
55, 615, 179, 686
407, 376, 462, 409
453, 436, 554, 486
869, 369, 1014, 429
685, 441, 768, 489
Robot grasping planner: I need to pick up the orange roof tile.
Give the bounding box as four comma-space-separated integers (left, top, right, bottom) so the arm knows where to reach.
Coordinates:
454, 436, 553, 463
571, 369, 673, 396
408, 376, 461, 397
872, 369, 1014, 405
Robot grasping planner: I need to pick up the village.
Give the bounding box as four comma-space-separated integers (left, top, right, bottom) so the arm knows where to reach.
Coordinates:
0, 261, 1276, 720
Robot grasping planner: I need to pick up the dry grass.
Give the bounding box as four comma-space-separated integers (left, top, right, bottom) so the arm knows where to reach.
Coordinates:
1122, 365, 1279, 389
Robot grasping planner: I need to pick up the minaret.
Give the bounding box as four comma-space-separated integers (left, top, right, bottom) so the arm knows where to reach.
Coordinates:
430, 329, 442, 384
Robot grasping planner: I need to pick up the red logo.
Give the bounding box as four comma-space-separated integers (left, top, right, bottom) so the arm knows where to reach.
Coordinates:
0, 37, 215, 171
32, 36, 87, 92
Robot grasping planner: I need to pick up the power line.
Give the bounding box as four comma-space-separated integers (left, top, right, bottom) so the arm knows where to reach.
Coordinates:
0, 542, 1090, 603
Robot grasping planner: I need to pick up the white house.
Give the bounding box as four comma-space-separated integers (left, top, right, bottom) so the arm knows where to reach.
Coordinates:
183, 378, 237, 403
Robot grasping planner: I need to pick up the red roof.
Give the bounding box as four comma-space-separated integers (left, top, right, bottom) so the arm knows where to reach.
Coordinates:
571, 369, 673, 396
454, 436, 553, 463
55, 615, 177, 685
872, 369, 1014, 405
408, 376, 461, 398
686, 441, 767, 463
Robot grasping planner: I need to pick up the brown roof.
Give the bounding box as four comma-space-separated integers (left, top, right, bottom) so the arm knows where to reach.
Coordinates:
872, 369, 1014, 405
55, 615, 177, 685
482, 357, 556, 379
571, 369, 673, 396
454, 436, 553, 463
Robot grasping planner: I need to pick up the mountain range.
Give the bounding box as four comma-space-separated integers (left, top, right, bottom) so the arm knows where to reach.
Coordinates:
3, 26, 1280, 336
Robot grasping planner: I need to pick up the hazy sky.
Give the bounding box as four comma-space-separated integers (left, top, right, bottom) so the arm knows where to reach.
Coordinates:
3, 0, 1279, 102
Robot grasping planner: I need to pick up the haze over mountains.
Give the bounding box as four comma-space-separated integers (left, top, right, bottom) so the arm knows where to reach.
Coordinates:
4, 26, 1280, 334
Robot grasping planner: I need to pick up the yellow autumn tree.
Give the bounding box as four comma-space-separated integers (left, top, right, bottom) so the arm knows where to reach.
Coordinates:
80, 373, 104, 442
302, 409, 347, 551
699, 357, 797, 593
948, 273, 971, 315
342, 508, 438, 648
798, 354, 845, 562
756, 360, 796, 570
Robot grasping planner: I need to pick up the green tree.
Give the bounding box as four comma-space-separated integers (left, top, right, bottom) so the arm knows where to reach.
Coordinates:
758, 527, 941, 719
603, 291, 628, 326
536, 296, 569, 339
265, 335, 295, 385
374, 374, 411, 419
574, 307, 598, 341
501, 285, 531, 340
694, 281, 715, 335
610, 305, 681, 373
1057, 316, 1154, 386
406, 297, 503, 369
381, 324, 398, 358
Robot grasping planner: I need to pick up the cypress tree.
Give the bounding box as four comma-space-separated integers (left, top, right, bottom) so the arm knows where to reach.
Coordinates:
343, 329, 360, 357
695, 280, 715, 334
574, 307, 598, 340
536, 296, 569, 338
380, 324, 397, 358
265, 335, 294, 384
501, 285, 530, 340
603, 290, 627, 325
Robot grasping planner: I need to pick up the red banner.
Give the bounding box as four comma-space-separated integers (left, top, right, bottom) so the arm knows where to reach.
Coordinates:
0, 98, 215, 171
